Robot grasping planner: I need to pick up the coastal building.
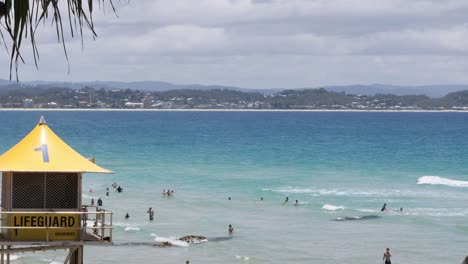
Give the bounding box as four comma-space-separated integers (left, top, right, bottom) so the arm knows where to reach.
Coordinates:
0, 117, 113, 264
22, 99, 33, 108
124, 102, 144, 108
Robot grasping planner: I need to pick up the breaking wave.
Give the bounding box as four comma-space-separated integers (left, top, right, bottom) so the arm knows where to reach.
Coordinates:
322, 204, 345, 211
417, 176, 468, 188
125, 226, 141, 231
266, 186, 386, 197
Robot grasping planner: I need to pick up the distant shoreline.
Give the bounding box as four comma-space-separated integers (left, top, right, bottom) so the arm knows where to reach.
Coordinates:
0, 108, 468, 113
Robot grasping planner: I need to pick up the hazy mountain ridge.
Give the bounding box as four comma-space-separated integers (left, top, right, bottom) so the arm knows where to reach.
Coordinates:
1, 79, 468, 97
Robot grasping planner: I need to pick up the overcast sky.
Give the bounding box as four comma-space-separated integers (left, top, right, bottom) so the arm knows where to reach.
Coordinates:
2, 0, 468, 89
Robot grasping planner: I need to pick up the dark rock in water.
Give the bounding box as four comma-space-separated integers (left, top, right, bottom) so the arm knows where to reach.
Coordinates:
161, 241, 173, 247
178, 235, 208, 243
333, 215, 381, 221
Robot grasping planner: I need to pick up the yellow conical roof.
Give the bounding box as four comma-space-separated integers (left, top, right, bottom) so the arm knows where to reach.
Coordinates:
0, 117, 112, 173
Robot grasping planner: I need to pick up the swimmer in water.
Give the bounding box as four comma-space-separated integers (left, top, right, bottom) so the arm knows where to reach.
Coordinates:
228, 224, 234, 235
381, 203, 387, 212
295, 200, 299, 206
383, 248, 392, 264
284, 196, 289, 204
125, 213, 130, 220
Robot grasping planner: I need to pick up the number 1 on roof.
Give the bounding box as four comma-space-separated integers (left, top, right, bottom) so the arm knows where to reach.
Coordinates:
34, 144, 50, 163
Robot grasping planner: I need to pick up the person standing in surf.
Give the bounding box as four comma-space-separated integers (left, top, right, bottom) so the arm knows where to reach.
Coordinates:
228, 224, 234, 235
383, 248, 392, 264
147, 207, 155, 221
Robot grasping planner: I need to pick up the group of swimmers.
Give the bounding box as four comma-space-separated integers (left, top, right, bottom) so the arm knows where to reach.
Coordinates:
162, 189, 175, 197
282, 196, 301, 206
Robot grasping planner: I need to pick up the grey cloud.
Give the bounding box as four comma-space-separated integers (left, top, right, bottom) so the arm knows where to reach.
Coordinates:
3, 0, 468, 88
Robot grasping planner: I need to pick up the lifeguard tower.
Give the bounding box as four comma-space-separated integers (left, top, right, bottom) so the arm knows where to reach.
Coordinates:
0, 117, 113, 264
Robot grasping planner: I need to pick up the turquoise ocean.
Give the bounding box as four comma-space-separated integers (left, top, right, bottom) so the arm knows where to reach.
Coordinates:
0, 111, 467, 263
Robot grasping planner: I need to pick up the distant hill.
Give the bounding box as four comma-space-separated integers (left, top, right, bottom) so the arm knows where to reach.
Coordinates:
1, 79, 468, 98
2, 84, 468, 109
322, 84, 468, 98
0, 79, 281, 95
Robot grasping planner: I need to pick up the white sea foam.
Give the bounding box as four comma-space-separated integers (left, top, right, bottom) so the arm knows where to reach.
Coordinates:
401, 208, 468, 217
357, 208, 378, 213
322, 204, 345, 211
9, 255, 20, 261
235, 255, 251, 261
152, 235, 189, 247
271, 186, 380, 197
82, 194, 99, 199
124, 226, 140, 231
417, 176, 468, 188
273, 187, 314, 194
268, 185, 457, 199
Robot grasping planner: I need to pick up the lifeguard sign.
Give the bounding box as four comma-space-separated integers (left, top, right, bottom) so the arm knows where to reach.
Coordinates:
0, 116, 112, 242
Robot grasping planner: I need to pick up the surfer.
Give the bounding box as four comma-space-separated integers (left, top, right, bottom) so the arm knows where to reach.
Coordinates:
383, 248, 392, 264
381, 203, 387, 212
147, 207, 155, 221
228, 224, 234, 235
284, 196, 289, 204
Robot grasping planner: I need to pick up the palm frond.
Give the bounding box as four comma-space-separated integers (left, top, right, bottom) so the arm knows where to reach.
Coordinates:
0, 0, 117, 81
